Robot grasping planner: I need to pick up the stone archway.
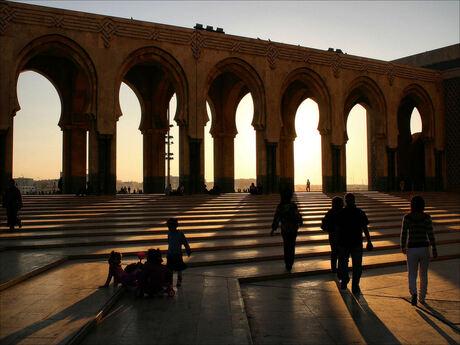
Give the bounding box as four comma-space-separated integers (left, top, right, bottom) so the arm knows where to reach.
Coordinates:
397, 84, 435, 191
279, 68, 331, 192
343, 76, 387, 191
117, 47, 188, 193
204, 58, 266, 193
10, 34, 96, 194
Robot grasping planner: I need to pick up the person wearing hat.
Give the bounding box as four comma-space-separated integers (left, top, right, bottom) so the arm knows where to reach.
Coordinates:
166, 218, 192, 287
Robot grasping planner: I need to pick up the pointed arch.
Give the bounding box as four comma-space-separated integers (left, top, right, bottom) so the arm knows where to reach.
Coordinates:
343, 76, 387, 141
13, 34, 97, 124
399, 83, 435, 139
280, 67, 331, 139
205, 57, 266, 132
117, 46, 188, 128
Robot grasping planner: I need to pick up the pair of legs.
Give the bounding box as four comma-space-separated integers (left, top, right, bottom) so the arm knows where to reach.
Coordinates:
282, 232, 297, 271
338, 245, 363, 292
328, 235, 338, 273
407, 247, 430, 303
7, 207, 21, 231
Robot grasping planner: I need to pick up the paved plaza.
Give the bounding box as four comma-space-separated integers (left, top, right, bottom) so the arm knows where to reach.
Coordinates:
0, 192, 459, 344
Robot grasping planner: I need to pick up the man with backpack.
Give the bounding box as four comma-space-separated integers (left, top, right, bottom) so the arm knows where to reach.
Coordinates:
271, 189, 303, 271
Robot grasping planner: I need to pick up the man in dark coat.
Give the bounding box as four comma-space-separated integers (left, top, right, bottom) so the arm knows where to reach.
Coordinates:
3, 179, 23, 231
337, 193, 373, 294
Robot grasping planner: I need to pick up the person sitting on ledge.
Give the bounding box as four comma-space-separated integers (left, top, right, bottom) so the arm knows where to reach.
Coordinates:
99, 251, 138, 288
136, 248, 173, 297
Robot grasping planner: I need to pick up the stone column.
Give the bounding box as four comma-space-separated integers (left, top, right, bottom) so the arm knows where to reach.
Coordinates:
387, 147, 397, 191
143, 129, 166, 193
424, 137, 436, 191
0, 126, 13, 198
213, 134, 235, 193
62, 126, 87, 194
372, 134, 388, 191
256, 129, 267, 190
279, 137, 294, 192
331, 144, 345, 192
265, 141, 278, 194
320, 130, 333, 193
435, 149, 444, 191
88, 128, 116, 195
189, 138, 203, 194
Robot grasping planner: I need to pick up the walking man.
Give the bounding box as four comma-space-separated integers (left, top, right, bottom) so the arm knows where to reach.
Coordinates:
271, 189, 303, 271
337, 193, 373, 294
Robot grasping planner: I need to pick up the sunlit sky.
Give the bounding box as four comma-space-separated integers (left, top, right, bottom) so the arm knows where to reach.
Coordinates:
12, 1, 459, 186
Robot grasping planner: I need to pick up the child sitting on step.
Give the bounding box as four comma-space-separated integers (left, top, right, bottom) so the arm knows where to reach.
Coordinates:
166, 218, 192, 287
99, 251, 138, 288
136, 248, 174, 297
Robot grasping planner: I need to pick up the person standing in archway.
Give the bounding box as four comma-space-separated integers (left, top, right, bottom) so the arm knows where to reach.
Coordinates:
306, 179, 311, 192
2, 179, 23, 231
271, 189, 303, 271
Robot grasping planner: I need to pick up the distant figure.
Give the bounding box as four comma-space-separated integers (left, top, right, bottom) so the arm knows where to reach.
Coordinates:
165, 183, 172, 196
401, 196, 437, 305
271, 189, 303, 271
137, 249, 174, 297
86, 181, 93, 195
337, 193, 373, 294
321, 196, 344, 274
2, 179, 23, 231
306, 179, 311, 192
128, 186, 131, 194
57, 177, 63, 194
209, 185, 221, 195
166, 218, 192, 287
249, 183, 257, 194
52, 182, 56, 194
400, 180, 405, 192
99, 251, 138, 288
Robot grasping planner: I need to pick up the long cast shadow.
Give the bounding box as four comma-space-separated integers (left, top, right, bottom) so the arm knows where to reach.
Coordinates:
0, 289, 113, 345
337, 281, 402, 344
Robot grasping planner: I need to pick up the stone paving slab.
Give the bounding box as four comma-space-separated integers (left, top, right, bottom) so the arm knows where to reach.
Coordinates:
241, 259, 460, 345
0, 260, 121, 345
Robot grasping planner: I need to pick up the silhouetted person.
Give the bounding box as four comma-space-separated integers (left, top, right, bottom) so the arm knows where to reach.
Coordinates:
271, 189, 303, 271
137, 249, 173, 297
166, 218, 191, 287
400, 180, 405, 192
401, 196, 437, 305
86, 181, 93, 195
306, 179, 311, 192
165, 183, 172, 196
249, 183, 257, 194
321, 196, 344, 274
99, 251, 138, 288
57, 177, 63, 194
209, 185, 221, 195
2, 179, 23, 231
337, 193, 373, 294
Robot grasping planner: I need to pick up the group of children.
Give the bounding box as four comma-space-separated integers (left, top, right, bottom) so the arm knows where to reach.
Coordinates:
100, 217, 191, 297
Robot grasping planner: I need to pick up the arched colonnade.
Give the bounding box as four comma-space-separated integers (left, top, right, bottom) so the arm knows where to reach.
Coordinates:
0, 2, 445, 195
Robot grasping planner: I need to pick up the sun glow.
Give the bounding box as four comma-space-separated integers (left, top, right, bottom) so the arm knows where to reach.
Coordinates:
294, 99, 322, 186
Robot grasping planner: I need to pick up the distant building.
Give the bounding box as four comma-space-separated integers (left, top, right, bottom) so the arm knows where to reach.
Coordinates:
15, 178, 35, 194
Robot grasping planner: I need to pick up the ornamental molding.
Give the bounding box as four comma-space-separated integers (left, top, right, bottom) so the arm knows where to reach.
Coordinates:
4, 1, 441, 84
0, 3, 15, 35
